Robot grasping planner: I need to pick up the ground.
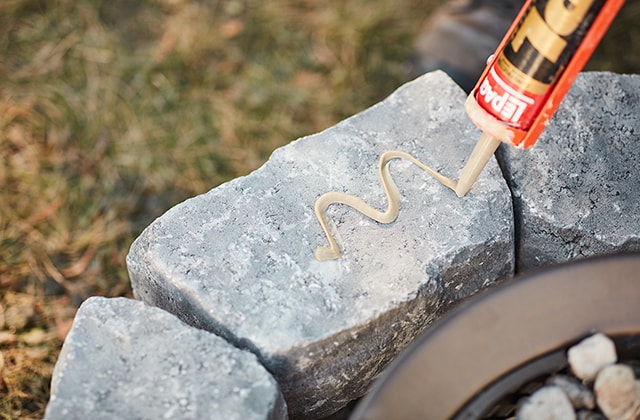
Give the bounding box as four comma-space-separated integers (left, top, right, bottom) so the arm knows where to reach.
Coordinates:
1, 0, 638, 418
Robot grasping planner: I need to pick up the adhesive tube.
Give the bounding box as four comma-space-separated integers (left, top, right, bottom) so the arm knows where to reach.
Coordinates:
455, 0, 625, 197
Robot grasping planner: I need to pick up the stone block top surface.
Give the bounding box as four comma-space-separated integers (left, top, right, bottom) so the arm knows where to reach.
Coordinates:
127, 71, 514, 417
128, 71, 511, 351
45, 297, 286, 420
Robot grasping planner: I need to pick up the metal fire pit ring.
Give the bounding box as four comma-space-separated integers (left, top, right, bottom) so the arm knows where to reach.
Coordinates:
350, 253, 640, 420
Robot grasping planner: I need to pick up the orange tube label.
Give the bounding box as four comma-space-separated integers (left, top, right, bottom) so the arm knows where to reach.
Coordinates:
476, 0, 605, 130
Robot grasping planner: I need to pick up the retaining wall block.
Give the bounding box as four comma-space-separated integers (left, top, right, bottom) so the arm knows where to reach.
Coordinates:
498, 72, 640, 271
126, 71, 514, 418
45, 297, 287, 420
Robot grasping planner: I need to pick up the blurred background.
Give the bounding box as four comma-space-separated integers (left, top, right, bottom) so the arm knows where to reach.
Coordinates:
1, 0, 638, 417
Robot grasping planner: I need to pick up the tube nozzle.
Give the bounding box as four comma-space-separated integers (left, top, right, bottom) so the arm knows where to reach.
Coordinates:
454, 132, 502, 197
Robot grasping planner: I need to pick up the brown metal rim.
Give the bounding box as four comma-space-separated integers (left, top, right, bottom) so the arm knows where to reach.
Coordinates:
350, 253, 640, 420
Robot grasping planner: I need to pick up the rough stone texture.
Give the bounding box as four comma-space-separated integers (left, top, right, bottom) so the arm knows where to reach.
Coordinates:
45, 297, 287, 420
498, 72, 640, 271
126, 71, 514, 418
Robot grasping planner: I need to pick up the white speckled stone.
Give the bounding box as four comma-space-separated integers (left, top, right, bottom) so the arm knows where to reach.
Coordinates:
517, 386, 576, 420
498, 72, 640, 271
568, 333, 617, 382
127, 71, 514, 418
44, 297, 287, 420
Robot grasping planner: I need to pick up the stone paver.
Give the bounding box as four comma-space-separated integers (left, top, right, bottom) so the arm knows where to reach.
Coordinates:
498, 72, 640, 271
45, 297, 287, 420
127, 71, 514, 418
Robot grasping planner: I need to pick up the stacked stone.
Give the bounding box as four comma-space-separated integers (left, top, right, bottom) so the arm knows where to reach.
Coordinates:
45, 72, 640, 419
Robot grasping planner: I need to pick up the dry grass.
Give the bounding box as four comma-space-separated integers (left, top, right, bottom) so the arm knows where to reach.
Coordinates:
1, 0, 638, 418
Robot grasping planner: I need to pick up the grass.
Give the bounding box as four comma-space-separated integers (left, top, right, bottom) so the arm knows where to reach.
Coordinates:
0, 0, 638, 418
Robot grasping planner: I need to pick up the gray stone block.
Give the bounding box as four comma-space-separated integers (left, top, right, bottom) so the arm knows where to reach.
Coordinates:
126, 71, 514, 418
498, 72, 640, 271
45, 297, 287, 420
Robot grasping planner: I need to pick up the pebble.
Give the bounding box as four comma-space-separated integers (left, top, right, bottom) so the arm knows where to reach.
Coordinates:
594, 364, 640, 420
517, 386, 576, 420
568, 333, 618, 382
498, 333, 639, 419
548, 374, 596, 410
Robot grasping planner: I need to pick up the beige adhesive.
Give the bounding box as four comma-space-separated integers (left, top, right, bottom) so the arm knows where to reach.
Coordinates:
454, 133, 502, 197
314, 136, 501, 261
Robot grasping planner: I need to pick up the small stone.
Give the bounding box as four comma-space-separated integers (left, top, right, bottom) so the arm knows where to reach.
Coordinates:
516, 386, 576, 420
568, 333, 617, 382
547, 374, 595, 409
594, 364, 640, 420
